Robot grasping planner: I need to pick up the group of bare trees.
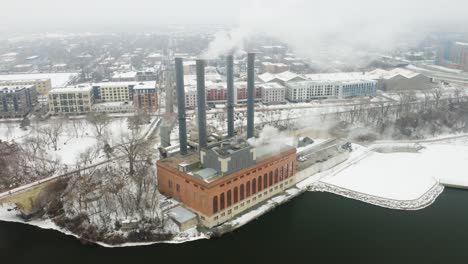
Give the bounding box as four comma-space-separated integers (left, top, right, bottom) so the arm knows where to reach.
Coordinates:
331, 88, 468, 140
60, 112, 165, 232
0, 140, 61, 191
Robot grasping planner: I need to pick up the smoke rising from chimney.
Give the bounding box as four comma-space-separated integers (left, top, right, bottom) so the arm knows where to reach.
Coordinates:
201, 0, 468, 67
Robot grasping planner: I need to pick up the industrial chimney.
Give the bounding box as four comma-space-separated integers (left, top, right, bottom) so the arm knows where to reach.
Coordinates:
196, 59, 207, 149
175, 58, 188, 155
247, 53, 255, 139
226, 55, 235, 137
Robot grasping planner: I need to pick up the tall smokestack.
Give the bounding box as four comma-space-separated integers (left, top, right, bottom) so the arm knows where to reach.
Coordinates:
226, 55, 235, 137
175, 58, 187, 155
247, 53, 255, 139
196, 59, 207, 149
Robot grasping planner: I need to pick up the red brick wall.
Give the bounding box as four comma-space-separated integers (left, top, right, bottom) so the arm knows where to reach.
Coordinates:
157, 148, 296, 216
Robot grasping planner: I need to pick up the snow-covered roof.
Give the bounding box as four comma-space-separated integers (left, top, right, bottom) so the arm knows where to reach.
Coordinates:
112, 71, 137, 79
133, 82, 155, 90
258, 82, 285, 89
258, 71, 306, 83
1, 85, 34, 93
0, 72, 77, 87
0, 78, 50, 83
367, 68, 420, 79
455, 41, 468, 47
183, 60, 196, 66
1, 52, 17, 57
167, 206, 197, 224
50, 85, 92, 93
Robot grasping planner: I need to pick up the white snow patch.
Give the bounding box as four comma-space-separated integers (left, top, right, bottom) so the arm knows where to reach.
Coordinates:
321, 143, 468, 200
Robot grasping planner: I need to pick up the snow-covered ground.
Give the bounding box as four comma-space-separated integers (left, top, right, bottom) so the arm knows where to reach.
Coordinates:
0, 203, 207, 248
0, 115, 159, 165
320, 141, 468, 200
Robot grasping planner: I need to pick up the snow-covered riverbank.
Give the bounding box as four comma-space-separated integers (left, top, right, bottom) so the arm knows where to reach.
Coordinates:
1, 135, 467, 247
0, 203, 208, 247
309, 137, 468, 209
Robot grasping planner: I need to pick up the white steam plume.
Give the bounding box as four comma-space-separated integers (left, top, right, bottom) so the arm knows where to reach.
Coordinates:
202, 0, 468, 67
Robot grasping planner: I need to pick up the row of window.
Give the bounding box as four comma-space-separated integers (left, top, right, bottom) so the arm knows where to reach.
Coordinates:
212, 162, 294, 214
210, 179, 295, 221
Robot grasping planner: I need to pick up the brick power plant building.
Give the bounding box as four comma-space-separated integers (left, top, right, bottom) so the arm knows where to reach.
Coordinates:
157, 54, 297, 227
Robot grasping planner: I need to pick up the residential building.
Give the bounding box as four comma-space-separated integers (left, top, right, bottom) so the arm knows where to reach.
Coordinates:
259, 83, 286, 104
0, 78, 51, 95
286, 79, 377, 102
449, 42, 468, 71
0, 85, 37, 118
92, 82, 134, 102
184, 82, 262, 107
184, 86, 198, 108
48, 85, 93, 114
133, 82, 158, 113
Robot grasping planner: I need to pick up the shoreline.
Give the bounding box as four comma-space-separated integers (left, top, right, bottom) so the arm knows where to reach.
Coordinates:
309, 181, 444, 210
1, 135, 463, 247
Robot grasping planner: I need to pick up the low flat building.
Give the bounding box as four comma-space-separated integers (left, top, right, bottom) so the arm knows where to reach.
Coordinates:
167, 206, 198, 231
48, 85, 93, 114
111, 71, 137, 82
0, 85, 37, 118
91, 101, 133, 113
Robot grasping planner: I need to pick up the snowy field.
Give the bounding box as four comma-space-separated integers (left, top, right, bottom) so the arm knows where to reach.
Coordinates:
321, 142, 468, 200
0, 72, 78, 87
0, 116, 158, 165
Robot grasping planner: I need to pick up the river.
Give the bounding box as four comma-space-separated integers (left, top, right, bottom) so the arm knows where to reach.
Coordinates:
1, 189, 468, 263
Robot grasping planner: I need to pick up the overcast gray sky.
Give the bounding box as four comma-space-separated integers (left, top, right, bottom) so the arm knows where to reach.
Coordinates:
3, 0, 468, 64
3, 0, 467, 30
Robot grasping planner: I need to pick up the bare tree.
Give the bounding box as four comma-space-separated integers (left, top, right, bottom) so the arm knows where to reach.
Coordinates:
86, 112, 112, 137
37, 118, 64, 151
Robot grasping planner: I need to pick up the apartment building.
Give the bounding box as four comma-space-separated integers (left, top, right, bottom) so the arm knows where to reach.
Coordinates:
259, 83, 286, 104
0, 85, 37, 118
0, 78, 51, 95
48, 85, 94, 114
133, 83, 158, 113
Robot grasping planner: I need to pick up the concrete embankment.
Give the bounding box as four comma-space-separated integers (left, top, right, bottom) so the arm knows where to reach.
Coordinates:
309, 182, 444, 210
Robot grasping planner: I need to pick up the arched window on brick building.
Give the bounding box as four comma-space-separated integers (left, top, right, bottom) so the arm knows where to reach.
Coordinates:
246, 181, 251, 197
263, 173, 267, 189
269, 172, 273, 187
285, 164, 289, 179
290, 161, 293, 177
240, 184, 245, 200
213, 196, 218, 214
279, 166, 283, 181
220, 192, 225, 210
252, 178, 257, 194
274, 168, 278, 184
234, 186, 239, 203
258, 175, 262, 192
227, 190, 232, 207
